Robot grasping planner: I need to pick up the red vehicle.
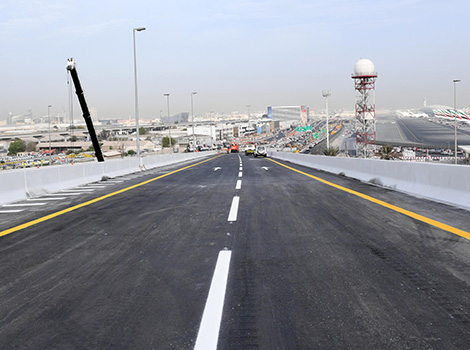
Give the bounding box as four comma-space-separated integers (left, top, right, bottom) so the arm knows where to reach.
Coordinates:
230, 141, 239, 153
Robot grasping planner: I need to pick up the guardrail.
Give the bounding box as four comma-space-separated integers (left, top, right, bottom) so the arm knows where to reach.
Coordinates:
0, 152, 216, 205
269, 151, 470, 210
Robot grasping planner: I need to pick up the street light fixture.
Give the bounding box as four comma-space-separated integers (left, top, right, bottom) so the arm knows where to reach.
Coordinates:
322, 90, 331, 149
133, 27, 146, 166
210, 111, 214, 143
191, 92, 197, 147
48, 105, 52, 163
164, 93, 172, 153
453, 79, 461, 165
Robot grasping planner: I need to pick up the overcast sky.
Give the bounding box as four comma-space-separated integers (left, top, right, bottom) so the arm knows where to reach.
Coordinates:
1, 0, 469, 120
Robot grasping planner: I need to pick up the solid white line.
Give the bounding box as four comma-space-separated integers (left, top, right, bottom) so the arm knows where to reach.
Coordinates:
82, 185, 110, 188
48, 193, 82, 196
28, 197, 66, 201
236, 180, 242, 190
61, 189, 95, 192
194, 250, 232, 350
238, 172, 242, 178
3, 203, 47, 207
0, 210, 24, 213
228, 196, 239, 222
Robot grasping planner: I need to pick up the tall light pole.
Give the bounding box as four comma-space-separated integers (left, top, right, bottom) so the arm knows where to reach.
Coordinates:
210, 111, 214, 143
453, 79, 461, 165
133, 27, 146, 165
191, 92, 197, 147
246, 105, 251, 119
48, 105, 52, 163
164, 93, 172, 153
322, 90, 331, 149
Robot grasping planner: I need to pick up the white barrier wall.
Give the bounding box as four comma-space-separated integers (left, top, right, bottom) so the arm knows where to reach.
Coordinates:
269, 151, 470, 210
0, 152, 216, 205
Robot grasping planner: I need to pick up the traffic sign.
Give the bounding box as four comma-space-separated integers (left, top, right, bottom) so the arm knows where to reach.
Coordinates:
296, 126, 312, 132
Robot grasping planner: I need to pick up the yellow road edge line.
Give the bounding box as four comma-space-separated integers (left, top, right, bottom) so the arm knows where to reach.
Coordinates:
0, 155, 221, 238
268, 158, 470, 241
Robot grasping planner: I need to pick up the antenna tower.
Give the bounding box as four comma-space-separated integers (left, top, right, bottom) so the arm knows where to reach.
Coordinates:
352, 59, 377, 158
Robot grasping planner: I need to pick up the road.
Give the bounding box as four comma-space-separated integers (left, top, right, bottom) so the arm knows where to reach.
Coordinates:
376, 114, 470, 148
1, 154, 470, 349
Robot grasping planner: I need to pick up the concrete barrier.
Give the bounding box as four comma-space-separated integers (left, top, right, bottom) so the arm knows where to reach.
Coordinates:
269, 151, 470, 210
0, 152, 216, 205
0, 171, 28, 204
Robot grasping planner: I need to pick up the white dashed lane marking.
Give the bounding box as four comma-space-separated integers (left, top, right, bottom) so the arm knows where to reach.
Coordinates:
195, 250, 232, 350
228, 196, 240, 222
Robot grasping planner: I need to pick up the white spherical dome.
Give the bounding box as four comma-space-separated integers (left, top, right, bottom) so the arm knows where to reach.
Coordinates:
354, 58, 375, 76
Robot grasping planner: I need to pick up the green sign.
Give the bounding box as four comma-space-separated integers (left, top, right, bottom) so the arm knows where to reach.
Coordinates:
321, 128, 326, 133
296, 125, 312, 132
313, 133, 319, 139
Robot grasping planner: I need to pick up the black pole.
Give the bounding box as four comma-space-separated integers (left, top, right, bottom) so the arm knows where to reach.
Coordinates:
66, 58, 104, 162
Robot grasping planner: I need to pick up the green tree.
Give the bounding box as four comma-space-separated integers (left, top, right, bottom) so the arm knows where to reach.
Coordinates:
323, 147, 339, 156
127, 149, 136, 156
139, 127, 146, 135
8, 138, 26, 155
26, 141, 37, 152
162, 136, 176, 148
98, 129, 110, 141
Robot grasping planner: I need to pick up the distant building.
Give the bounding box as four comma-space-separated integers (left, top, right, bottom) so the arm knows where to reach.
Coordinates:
268, 106, 309, 125
161, 112, 189, 124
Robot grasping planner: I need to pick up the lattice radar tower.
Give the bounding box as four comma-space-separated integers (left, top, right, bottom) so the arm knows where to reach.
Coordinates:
352, 59, 377, 158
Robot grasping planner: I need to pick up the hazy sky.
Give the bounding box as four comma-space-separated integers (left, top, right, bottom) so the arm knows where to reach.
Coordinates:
1, 0, 469, 120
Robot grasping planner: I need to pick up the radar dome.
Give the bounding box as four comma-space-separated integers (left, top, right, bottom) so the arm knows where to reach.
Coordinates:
354, 58, 375, 76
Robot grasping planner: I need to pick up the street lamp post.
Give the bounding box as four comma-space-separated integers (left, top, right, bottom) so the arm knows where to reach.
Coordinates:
210, 111, 214, 143
322, 90, 331, 149
133, 27, 146, 165
164, 93, 172, 153
191, 92, 197, 148
453, 79, 461, 165
48, 105, 52, 163
247, 105, 251, 119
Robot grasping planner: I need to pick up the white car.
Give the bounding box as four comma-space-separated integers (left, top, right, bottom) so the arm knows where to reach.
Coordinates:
254, 145, 267, 157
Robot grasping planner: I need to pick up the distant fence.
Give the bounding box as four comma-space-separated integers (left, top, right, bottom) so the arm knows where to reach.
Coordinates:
0, 152, 216, 205
269, 151, 470, 210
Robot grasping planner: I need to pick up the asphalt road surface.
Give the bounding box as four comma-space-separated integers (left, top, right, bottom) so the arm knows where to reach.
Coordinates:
376, 114, 470, 148
1, 154, 470, 349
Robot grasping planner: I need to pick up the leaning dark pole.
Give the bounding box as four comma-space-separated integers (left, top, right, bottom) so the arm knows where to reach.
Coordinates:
66, 58, 104, 162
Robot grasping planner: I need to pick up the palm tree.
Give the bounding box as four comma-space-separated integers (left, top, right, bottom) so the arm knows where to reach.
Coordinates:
378, 145, 395, 160
323, 147, 339, 156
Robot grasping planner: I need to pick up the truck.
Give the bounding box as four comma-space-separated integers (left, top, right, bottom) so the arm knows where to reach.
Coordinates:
230, 141, 239, 153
